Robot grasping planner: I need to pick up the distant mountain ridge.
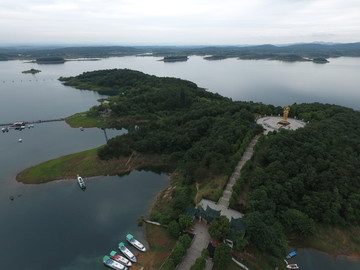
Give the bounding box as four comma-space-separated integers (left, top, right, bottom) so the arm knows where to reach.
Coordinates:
1, 42, 360, 61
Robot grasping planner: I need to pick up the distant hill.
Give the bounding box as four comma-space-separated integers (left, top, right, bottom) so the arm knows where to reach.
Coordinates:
1, 42, 360, 62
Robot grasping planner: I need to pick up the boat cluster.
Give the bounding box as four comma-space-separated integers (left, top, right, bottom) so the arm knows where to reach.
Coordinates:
1, 122, 34, 133
285, 251, 299, 269
103, 234, 147, 270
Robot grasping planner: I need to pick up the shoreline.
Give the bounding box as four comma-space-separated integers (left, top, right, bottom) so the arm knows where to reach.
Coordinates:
16, 148, 172, 184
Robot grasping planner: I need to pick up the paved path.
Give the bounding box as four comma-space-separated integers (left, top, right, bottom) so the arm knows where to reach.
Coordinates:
177, 135, 260, 270
217, 135, 260, 208
177, 221, 212, 270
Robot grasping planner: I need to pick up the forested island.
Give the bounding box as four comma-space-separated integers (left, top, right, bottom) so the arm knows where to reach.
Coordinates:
161, 55, 188, 62
22, 68, 41, 74
35, 56, 65, 64
17, 69, 360, 269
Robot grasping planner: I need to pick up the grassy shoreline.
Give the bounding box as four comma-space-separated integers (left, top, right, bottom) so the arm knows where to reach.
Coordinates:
16, 147, 170, 184
289, 224, 360, 258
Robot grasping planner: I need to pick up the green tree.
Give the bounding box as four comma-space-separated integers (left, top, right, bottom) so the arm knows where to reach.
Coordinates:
233, 230, 248, 251
179, 234, 192, 249
190, 256, 206, 270
213, 243, 232, 269
243, 212, 287, 257
281, 208, 315, 237
170, 242, 186, 265
178, 214, 194, 230
168, 221, 180, 238
209, 216, 231, 241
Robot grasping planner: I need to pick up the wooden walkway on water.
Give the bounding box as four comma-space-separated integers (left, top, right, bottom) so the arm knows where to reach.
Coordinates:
0, 118, 67, 127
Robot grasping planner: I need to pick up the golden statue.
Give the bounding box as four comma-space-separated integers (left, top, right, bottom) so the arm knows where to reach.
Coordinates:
282, 106, 290, 122
278, 106, 290, 126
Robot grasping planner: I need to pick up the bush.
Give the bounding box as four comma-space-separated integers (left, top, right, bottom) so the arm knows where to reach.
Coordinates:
162, 258, 175, 270
179, 234, 192, 249
213, 244, 232, 269
190, 256, 206, 270
167, 221, 180, 238
170, 242, 186, 265
209, 216, 231, 241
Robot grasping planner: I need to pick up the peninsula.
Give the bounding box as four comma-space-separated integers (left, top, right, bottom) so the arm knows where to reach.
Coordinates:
16, 69, 360, 269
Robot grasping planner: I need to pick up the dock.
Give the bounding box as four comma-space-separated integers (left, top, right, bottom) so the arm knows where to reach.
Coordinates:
0, 118, 67, 127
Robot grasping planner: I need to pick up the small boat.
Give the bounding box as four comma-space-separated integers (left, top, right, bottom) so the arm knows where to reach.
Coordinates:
18, 139, 22, 143
77, 174, 86, 190
110, 251, 132, 267
286, 264, 299, 269
286, 251, 297, 259
103, 255, 128, 270
126, 234, 146, 252
118, 242, 137, 262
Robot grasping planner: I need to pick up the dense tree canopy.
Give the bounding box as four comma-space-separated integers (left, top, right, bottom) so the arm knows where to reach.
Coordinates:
247, 103, 360, 226
61, 69, 273, 183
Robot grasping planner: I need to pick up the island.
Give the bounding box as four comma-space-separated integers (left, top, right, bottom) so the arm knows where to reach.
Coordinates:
35, 56, 65, 64
17, 69, 360, 270
312, 57, 330, 63
22, 68, 41, 74
161, 55, 188, 62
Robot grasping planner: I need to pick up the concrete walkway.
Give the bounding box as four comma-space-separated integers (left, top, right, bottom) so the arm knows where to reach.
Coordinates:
177, 221, 212, 270
177, 135, 260, 270
217, 135, 260, 208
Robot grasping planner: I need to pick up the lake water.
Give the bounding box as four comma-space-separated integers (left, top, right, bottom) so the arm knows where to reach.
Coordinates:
0, 56, 359, 269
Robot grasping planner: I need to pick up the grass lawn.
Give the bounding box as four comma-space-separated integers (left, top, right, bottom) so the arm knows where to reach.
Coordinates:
196, 175, 228, 203
133, 224, 176, 270
66, 112, 109, 128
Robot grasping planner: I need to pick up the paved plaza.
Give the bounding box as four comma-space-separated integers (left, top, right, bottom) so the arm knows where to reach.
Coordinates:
256, 116, 306, 134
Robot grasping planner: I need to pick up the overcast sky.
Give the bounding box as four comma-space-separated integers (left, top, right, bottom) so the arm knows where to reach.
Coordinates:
1, 0, 360, 45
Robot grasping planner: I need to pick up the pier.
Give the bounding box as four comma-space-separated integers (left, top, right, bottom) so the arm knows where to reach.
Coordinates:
0, 118, 67, 127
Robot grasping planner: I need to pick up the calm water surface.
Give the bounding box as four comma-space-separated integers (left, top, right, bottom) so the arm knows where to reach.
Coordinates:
0, 56, 359, 269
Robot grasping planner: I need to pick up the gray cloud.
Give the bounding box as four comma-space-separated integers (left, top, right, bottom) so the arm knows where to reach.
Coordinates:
0, 0, 359, 44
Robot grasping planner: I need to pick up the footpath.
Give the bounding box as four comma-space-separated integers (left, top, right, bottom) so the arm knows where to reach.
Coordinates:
176, 135, 260, 270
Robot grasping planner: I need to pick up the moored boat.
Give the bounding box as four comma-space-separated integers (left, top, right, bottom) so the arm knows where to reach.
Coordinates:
118, 242, 137, 262
286, 264, 299, 269
110, 251, 132, 267
77, 174, 86, 190
286, 251, 297, 259
103, 255, 128, 270
126, 234, 146, 252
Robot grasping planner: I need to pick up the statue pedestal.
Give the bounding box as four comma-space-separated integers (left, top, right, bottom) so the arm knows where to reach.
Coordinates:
277, 121, 290, 126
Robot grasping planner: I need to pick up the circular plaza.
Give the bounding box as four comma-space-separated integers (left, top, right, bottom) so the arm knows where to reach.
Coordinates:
257, 116, 306, 134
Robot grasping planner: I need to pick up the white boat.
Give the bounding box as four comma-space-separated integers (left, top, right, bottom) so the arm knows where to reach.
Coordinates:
126, 234, 146, 252
77, 174, 86, 190
286, 264, 299, 269
118, 242, 137, 262
110, 251, 132, 267
103, 255, 128, 270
